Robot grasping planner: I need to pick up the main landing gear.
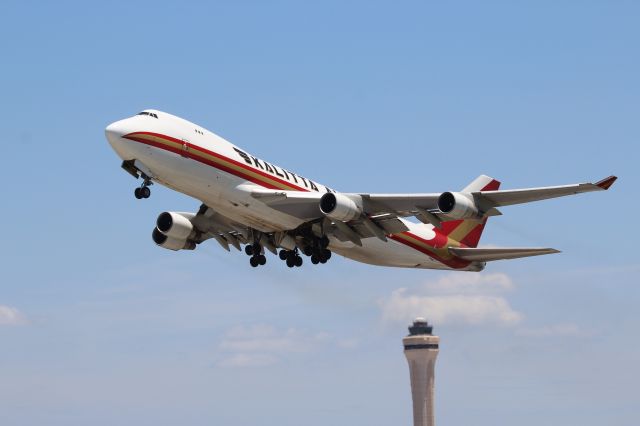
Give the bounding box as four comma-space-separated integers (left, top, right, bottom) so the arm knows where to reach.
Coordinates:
243, 235, 332, 269
279, 248, 303, 268
245, 242, 266, 267
304, 236, 331, 265
134, 177, 152, 200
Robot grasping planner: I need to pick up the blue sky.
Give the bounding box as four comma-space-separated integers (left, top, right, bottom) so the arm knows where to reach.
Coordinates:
0, 1, 638, 425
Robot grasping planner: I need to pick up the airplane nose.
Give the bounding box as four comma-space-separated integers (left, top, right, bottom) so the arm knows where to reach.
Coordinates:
105, 120, 126, 145
105, 119, 133, 160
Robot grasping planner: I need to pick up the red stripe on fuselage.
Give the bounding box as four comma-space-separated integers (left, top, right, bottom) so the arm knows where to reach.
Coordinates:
388, 234, 471, 269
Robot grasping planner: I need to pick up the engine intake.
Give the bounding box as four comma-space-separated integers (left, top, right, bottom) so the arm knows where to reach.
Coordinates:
152, 228, 196, 251
319, 193, 361, 222
437, 192, 480, 219
156, 211, 194, 239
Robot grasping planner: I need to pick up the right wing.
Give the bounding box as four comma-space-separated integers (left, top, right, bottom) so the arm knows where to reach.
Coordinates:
250, 188, 440, 218
250, 189, 411, 245
473, 175, 617, 208
249, 174, 617, 244
160, 174, 616, 254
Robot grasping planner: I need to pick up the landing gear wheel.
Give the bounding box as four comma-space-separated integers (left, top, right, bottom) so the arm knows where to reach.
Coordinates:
319, 256, 327, 264
279, 250, 288, 260
323, 249, 331, 260
286, 257, 295, 268
245, 245, 254, 256
141, 186, 151, 198
311, 255, 319, 265
250, 257, 259, 267
302, 246, 313, 257
258, 254, 266, 265
134, 179, 151, 199
295, 256, 303, 267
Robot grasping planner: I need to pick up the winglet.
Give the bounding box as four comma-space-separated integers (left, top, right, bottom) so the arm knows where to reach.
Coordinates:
595, 175, 617, 190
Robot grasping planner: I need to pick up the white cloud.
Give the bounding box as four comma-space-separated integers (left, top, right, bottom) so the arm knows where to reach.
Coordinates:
379, 272, 523, 327
380, 290, 523, 326
0, 305, 27, 326
217, 353, 279, 368
216, 324, 331, 368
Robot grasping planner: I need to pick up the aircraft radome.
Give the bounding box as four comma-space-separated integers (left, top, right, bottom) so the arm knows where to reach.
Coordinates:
105, 110, 617, 271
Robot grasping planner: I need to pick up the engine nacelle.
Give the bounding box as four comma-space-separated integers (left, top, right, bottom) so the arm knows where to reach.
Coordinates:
152, 228, 196, 251
437, 192, 481, 219
156, 211, 195, 239
319, 193, 362, 222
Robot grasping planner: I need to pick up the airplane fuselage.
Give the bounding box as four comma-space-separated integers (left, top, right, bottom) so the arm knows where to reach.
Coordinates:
112, 110, 586, 271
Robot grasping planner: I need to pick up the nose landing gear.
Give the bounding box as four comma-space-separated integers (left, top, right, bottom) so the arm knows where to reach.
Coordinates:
134, 177, 152, 199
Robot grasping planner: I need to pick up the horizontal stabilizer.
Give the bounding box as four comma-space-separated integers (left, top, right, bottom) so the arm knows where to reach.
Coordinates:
449, 247, 560, 262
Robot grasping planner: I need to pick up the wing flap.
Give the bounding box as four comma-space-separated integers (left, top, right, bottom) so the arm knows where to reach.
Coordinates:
361, 193, 440, 217
449, 247, 560, 262
191, 204, 250, 248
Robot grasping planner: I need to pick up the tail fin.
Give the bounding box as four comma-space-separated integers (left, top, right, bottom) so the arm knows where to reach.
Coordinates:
440, 175, 501, 248
462, 174, 501, 192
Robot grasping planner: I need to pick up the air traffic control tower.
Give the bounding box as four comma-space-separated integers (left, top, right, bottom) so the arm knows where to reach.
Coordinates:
403, 318, 439, 426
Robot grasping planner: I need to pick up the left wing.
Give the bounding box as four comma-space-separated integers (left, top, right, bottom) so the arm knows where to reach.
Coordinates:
153, 205, 257, 252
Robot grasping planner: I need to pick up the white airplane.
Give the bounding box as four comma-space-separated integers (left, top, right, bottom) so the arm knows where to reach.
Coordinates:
105, 110, 616, 271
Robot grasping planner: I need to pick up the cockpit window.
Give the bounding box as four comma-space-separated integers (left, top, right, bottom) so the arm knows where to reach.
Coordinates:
137, 111, 158, 118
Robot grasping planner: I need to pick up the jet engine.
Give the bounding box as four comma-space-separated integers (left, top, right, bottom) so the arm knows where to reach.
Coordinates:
437, 192, 481, 219
152, 212, 197, 251
319, 193, 361, 222
156, 212, 195, 239
152, 228, 196, 250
